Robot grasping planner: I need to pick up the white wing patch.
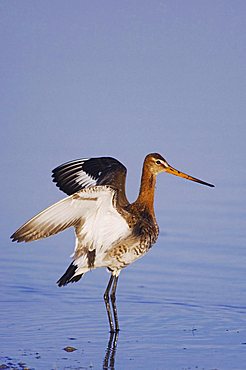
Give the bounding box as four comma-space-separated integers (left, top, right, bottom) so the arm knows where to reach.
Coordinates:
75, 167, 97, 188
61, 158, 97, 188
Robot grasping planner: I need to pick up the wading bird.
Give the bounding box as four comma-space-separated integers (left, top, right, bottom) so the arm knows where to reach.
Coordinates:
11, 153, 214, 332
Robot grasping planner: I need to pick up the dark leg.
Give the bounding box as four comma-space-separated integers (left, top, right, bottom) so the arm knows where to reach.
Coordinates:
110, 276, 119, 332
104, 274, 114, 332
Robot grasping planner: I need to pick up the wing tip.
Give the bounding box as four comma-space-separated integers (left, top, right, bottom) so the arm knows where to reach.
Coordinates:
10, 232, 30, 243
10, 232, 20, 243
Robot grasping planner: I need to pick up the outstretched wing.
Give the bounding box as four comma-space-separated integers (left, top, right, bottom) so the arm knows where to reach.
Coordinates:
52, 157, 128, 204
11, 186, 128, 244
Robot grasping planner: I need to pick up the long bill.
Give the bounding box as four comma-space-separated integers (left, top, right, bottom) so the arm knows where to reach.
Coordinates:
165, 165, 215, 187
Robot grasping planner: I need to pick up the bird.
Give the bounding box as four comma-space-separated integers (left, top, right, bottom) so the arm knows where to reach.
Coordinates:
11, 153, 214, 332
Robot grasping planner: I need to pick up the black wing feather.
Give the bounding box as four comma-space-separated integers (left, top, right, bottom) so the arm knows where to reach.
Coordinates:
52, 157, 128, 204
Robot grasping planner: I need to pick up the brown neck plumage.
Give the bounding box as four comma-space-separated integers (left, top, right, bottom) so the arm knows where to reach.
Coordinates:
135, 164, 157, 214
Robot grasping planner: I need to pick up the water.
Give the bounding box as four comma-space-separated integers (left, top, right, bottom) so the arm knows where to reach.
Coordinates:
1, 192, 246, 370
1, 1, 246, 368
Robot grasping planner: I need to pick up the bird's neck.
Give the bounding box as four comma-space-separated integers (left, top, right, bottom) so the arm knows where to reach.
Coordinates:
136, 166, 156, 214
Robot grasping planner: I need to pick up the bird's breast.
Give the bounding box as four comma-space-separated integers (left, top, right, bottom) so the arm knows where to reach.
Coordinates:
131, 209, 159, 246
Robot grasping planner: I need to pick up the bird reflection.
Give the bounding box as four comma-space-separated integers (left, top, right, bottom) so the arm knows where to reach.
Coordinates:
103, 331, 119, 369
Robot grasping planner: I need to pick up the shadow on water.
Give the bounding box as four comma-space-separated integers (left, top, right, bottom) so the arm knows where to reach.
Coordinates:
103, 331, 119, 370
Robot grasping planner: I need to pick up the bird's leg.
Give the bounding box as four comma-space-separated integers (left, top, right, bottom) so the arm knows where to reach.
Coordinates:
104, 274, 114, 332
110, 276, 120, 332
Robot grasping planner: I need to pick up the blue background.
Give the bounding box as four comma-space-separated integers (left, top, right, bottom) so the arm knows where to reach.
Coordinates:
1, 2, 246, 369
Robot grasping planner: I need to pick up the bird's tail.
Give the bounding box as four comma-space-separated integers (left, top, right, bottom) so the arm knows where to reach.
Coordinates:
57, 262, 83, 287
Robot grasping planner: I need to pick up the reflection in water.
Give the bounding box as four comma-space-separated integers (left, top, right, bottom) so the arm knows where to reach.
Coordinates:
103, 331, 119, 369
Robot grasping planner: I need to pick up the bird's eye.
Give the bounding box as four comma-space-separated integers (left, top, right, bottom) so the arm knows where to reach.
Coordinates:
156, 160, 161, 165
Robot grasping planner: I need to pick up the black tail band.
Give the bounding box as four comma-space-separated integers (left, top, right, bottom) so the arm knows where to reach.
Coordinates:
57, 262, 83, 287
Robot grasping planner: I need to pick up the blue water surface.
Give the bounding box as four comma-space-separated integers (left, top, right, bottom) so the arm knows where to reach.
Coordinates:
1, 184, 246, 370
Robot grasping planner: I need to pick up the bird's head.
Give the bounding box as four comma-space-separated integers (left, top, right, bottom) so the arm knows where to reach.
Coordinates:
144, 153, 214, 187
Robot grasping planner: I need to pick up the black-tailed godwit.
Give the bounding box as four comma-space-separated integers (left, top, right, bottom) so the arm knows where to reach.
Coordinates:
11, 153, 214, 332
